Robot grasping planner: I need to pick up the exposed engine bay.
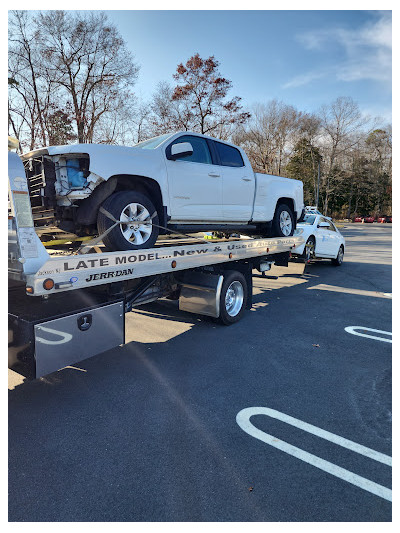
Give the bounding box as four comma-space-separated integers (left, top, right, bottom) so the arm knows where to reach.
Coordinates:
23, 153, 98, 237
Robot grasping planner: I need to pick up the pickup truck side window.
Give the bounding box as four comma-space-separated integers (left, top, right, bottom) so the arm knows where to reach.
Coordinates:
214, 141, 244, 167
168, 135, 212, 165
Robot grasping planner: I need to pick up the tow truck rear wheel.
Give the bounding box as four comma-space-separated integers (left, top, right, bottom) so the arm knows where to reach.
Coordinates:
97, 191, 159, 251
218, 271, 248, 325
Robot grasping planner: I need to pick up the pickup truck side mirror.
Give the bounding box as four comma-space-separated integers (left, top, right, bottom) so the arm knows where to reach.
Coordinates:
170, 142, 193, 160
317, 222, 330, 228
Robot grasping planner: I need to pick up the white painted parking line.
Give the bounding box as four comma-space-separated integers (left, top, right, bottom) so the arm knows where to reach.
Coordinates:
236, 407, 392, 502
345, 326, 392, 343
307, 284, 392, 299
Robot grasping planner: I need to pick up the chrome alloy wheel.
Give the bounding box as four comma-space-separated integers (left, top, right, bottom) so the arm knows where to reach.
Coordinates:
224, 281, 244, 317
337, 246, 344, 264
119, 202, 153, 245
279, 210, 293, 236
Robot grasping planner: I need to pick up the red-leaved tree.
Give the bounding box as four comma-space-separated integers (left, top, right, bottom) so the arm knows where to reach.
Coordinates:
170, 53, 250, 138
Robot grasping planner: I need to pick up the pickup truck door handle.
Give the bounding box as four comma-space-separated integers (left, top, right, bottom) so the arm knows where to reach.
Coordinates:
208, 173, 220, 178
242, 177, 252, 182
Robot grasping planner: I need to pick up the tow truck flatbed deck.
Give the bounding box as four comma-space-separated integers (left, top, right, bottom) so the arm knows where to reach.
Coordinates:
22, 235, 301, 296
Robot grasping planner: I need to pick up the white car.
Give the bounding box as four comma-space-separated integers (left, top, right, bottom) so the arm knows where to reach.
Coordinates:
304, 206, 331, 220
292, 214, 345, 265
22, 132, 304, 251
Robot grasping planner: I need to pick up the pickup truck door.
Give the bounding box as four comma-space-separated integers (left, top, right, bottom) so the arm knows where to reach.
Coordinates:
165, 135, 223, 221
212, 140, 254, 221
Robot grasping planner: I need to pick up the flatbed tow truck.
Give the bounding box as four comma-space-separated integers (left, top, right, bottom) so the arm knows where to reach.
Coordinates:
8, 150, 304, 380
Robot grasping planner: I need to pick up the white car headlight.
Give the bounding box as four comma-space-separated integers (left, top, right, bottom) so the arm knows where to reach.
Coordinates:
294, 228, 304, 235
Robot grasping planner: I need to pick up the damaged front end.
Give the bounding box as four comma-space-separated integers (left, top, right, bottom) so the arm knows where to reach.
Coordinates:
22, 151, 99, 236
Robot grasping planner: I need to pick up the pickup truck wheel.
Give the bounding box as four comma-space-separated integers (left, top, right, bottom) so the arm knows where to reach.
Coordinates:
271, 204, 295, 237
97, 191, 159, 251
218, 271, 247, 325
331, 245, 344, 266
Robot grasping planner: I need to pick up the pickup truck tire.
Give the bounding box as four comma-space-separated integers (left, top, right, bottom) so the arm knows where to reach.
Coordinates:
97, 191, 159, 251
271, 204, 295, 237
218, 271, 248, 325
331, 245, 344, 266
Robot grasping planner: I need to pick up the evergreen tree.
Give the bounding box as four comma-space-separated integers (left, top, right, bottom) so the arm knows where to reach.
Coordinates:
286, 138, 322, 206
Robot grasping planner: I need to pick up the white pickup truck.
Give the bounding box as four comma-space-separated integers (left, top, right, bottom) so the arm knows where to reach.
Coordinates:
22, 132, 304, 251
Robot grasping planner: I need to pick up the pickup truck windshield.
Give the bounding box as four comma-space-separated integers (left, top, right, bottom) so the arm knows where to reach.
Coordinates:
134, 133, 173, 150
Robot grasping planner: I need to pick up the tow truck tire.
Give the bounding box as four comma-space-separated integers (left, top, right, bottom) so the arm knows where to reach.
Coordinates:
331, 245, 344, 266
271, 204, 295, 237
218, 271, 248, 325
98, 191, 159, 251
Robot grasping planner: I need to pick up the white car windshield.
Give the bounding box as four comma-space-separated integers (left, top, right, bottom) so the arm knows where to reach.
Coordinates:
134, 133, 174, 150
301, 215, 317, 225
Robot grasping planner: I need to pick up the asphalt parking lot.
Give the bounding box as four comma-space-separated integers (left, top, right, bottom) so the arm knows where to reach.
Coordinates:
8, 224, 392, 522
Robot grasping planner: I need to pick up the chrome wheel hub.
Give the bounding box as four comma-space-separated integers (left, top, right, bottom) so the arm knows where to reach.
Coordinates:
225, 281, 244, 317
279, 211, 292, 236
120, 202, 152, 245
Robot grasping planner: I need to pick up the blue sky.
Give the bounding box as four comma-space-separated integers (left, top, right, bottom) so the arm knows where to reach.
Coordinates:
105, 10, 392, 123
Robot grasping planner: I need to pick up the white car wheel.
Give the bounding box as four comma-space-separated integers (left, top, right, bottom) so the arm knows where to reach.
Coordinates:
332, 245, 344, 266
302, 237, 315, 262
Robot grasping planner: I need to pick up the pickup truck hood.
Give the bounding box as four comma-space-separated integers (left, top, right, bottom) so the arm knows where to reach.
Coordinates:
22, 143, 162, 181
23, 143, 144, 159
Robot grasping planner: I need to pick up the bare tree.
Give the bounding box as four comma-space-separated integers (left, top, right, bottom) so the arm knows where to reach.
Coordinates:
234, 103, 278, 173
275, 103, 302, 175
149, 81, 188, 135
318, 96, 371, 214
35, 10, 139, 143
234, 100, 302, 175
8, 10, 47, 149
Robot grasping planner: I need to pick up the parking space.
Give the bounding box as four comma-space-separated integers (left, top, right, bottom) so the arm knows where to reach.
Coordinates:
8, 225, 392, 521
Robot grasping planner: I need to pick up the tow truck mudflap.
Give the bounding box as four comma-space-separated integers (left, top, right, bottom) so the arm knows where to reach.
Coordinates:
178, 271, 224, 318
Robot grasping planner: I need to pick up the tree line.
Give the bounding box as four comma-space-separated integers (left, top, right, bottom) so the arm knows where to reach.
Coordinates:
8, 10, 391, 218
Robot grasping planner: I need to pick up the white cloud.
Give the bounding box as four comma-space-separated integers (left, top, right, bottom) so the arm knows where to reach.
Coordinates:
359, 12, 392, 49
282, 70, 327, 89
283, 12, 392, 88
360, 105, 392, 125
